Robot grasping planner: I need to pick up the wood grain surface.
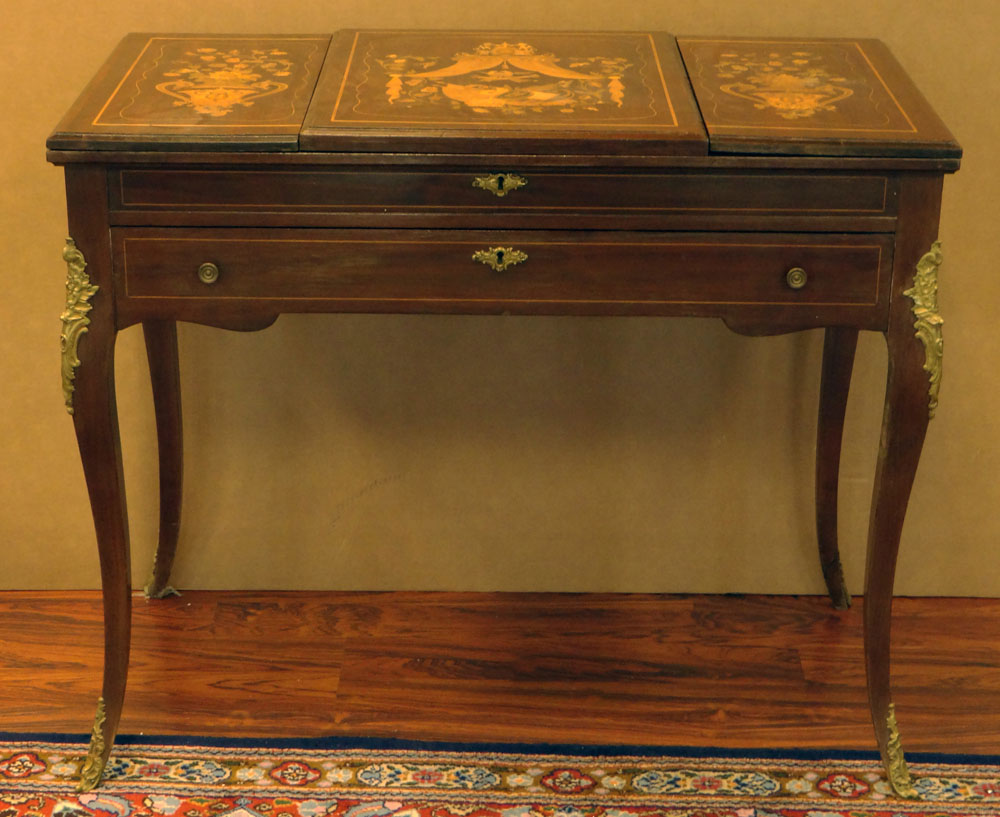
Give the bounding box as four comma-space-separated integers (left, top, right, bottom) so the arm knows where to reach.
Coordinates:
676, 37, 960, 158
2, 591, 997, 753
300, 30, 707, 155
47, 34, 330, 151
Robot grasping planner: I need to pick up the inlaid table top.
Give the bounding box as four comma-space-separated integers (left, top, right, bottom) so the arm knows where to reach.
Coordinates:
50, 30, 958, 159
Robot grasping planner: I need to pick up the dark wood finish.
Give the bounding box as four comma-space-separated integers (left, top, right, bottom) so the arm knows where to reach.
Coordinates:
107, 164, 900, 235
301, 31, 707, 155
50, 149, 961, 171
863, 173, 944, 779
114, 228, 891, 323
3, 592, 1000, 754
112, 168, 894, 216
816, 326, 859, 610
677, 37, 961, 158
141, 321, 183, 600
46, 30, 961, 791
64, 165, 132, 783
49, 34, 330, 152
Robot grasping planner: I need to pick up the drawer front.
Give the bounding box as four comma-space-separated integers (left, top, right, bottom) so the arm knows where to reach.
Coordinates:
117, 228, 891, 321
113, 168, 893, 216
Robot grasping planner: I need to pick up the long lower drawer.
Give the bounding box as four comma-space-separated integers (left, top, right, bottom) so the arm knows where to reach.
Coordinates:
114, 228, 892, 321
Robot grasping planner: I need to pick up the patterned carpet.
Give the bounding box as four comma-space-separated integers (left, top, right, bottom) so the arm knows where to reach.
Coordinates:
1, 735, 998, 817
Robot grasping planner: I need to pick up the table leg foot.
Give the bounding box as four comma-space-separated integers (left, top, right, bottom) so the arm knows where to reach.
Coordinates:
143, 580, 181, 599
815, 326, 858, 610
884, 702, 918, 798
77, 697, 109, 792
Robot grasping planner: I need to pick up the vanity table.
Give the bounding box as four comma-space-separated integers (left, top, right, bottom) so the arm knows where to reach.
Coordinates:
48, 30, 960, 794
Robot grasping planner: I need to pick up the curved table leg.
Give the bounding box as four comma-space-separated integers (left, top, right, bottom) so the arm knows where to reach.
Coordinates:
864, 222, 943, 797
61, 236, 132, 792
142, 320, 184, 600
815, 326, 858, 610
864, 328, 929, 799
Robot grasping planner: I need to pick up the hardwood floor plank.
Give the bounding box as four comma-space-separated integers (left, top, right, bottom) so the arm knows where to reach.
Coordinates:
0, 591, 997, 754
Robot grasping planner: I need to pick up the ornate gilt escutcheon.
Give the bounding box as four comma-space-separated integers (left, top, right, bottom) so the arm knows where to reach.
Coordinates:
904, 241, 944, 419
885, 703, 918, 799
472, 246, 528, 273
77, 696, 107, 792
473, 173, 527, 198
60, 238, 99, 415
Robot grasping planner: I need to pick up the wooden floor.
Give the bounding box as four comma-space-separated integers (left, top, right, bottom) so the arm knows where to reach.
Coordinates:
1, 591, 998, 754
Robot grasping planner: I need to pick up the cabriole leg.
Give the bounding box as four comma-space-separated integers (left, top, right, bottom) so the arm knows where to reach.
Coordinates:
865, 236, 944, 799
815, 326, 858, 609
61, 235, 132, 792
142, 320, 184, 600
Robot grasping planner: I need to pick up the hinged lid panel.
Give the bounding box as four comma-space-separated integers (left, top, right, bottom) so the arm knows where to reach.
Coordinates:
677, 37, 960, 158
47, 34, 329, 152
300, 30, 708, 155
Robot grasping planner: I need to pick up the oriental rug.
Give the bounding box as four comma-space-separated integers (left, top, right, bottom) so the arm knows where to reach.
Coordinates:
1, 734, 998, 817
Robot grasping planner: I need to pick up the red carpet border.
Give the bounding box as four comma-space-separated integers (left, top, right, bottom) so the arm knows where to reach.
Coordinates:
1, 738, 998, 817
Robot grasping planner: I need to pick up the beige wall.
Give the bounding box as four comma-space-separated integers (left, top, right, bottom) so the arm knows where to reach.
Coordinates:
2, 1, 997, 594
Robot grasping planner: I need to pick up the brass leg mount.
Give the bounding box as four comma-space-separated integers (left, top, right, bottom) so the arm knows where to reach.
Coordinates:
904, 241, 944, 419
60, 238, 98, 416
885, 703, 918, 799
77, 697, 108, 792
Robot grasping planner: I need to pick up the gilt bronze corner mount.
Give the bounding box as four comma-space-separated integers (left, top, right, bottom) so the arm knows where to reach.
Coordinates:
59, 238, 99, 415
904, 241, 944, 419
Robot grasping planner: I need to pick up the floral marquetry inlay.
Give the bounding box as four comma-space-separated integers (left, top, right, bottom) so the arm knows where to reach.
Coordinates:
714, 50, 853, 119
155, 47, 295, 117
325, 31, 689, 134
676, 37, 930, 147
85, 36, 328, 133
378, 42, 631, 115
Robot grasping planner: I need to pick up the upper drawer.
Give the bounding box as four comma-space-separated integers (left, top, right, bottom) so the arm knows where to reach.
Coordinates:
112, 168, 893, 216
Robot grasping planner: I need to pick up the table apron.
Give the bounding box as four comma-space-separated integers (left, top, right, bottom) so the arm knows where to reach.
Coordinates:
109, 167, 897, 221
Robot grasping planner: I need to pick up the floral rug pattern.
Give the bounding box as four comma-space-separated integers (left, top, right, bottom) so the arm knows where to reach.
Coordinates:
1, 738, 998, 817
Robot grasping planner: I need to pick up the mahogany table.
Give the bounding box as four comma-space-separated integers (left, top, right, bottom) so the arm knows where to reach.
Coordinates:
48, 30, 961, 794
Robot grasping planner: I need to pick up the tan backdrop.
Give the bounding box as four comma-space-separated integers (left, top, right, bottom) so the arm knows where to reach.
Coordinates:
2, 0, 997, 594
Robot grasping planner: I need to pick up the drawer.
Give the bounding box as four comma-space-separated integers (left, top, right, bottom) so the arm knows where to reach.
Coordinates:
112, 168, 893, 216
116, 228, 892, 322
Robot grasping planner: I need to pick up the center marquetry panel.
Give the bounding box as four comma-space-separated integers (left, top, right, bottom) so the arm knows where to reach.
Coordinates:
300, 30, 708, 154
114, 228, 892, 322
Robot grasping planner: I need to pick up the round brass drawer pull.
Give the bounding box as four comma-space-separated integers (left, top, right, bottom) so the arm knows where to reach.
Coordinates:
197, 262, 220, 285
786, 266, 808, 290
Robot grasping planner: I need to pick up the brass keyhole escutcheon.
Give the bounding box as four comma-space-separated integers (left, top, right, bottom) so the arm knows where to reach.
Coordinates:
472, 246, 528, 272
197, 262, 220, 285
473, 172, 527, 198
786, 266, 808, 290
